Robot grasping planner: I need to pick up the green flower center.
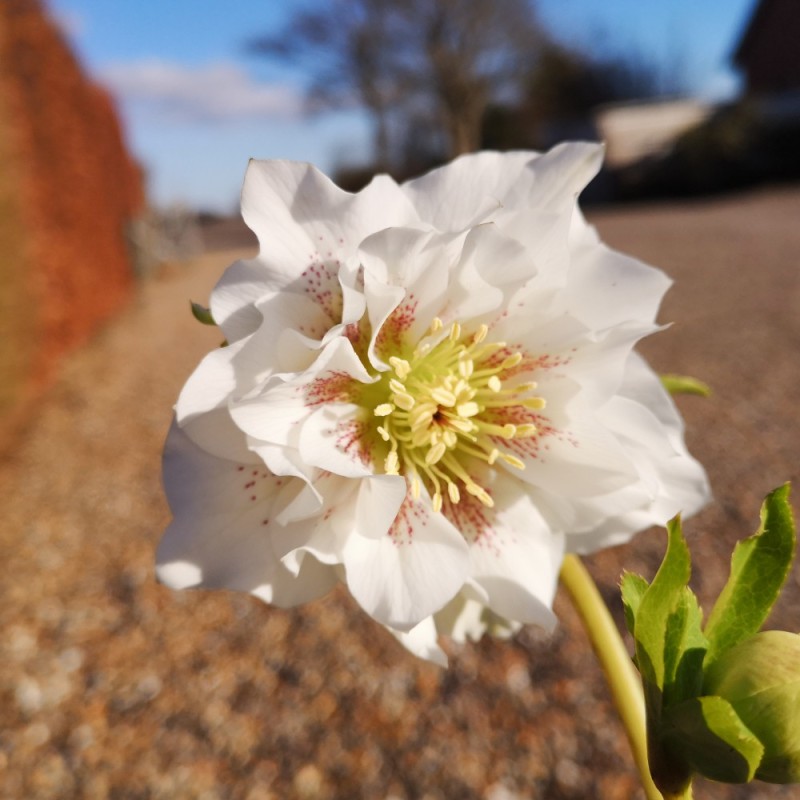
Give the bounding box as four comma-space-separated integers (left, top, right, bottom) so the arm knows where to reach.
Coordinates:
370, 319, 545, 511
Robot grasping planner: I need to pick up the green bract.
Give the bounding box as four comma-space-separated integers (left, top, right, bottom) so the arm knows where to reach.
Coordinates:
190, 301, 216, 326
622, 484, 797, 793
703, 484, 795, 670
660, 374, 711, 397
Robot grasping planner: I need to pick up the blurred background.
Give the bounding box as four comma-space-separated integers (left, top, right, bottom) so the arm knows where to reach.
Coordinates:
1, 0, 799, 798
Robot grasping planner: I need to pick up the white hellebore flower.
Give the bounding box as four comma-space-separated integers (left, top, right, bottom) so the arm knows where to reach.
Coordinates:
158, 143, 710, 665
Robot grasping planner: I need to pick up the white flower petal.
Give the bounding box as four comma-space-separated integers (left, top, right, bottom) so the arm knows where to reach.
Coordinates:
356, 474, 408, 539
434, 591, 521, 643
511, 417, 638, 498
158, 422, 334, 604
446, 224, 533, 323
275, 474, 405, 579
299, 404, 374, 477
358, 227, 455, 362
181, 408, 257, 464
230, 336, 372, 448
566, 239, 672, 330
242, 160, 419, 287
209, 258, 274, 344
271, 473, 357, 572
250, 554, 339, 608
390, 616, 448, 667
402, 143, 602, 232
248, 291, 332, 370
566, 354, 711, 552
522, 141, 604, 210
175, 339, 245, 424
443, 474, 563, 629
434, 593, 489, 642
342, 494, 470, 630
497, 207, 573, 285
541, 322, 660, 411
249, 441, 314, 484
403, 151, 538, 231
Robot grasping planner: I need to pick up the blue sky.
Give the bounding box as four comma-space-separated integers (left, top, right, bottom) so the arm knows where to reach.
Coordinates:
47, 0, 757, 212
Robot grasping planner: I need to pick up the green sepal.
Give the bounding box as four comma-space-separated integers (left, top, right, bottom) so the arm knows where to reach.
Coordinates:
703, 484, 795, 670
620, 571, 649, 637
662, 586, 707, 707
190, 301, 216, 326
661, 695, 764, 784
626, 517, 709, 795
633, 516, 693, 691
660, 374, 711, 397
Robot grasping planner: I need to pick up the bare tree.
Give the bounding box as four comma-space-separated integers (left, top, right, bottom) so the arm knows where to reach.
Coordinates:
248, 0, 410, 169
248, 0, 545, 166
410, 0, 545, 156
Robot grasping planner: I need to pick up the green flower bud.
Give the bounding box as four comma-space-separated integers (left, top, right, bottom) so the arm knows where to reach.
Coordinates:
704, 630, 800, 784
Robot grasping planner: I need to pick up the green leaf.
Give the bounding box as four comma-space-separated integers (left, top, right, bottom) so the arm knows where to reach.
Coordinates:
660, 374, 711, 397
190, 301, 216, 326
704, 484, 796, 670
620, 571, 649, 636
634, 516, 692, 690
662, 695, 764, 783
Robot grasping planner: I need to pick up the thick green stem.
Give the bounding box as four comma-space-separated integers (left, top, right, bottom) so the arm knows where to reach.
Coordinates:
560, 554, 684, 800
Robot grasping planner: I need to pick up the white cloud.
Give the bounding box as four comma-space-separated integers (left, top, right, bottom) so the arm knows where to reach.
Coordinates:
100, 59, 302, 123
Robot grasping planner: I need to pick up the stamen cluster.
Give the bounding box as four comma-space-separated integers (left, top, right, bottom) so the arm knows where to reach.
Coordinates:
372, 319, 546, 512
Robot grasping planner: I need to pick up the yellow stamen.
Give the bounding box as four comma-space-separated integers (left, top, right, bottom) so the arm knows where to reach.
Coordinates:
389, 356, 412, 379
473, 324, 488, 344
369, 317, 546, 516
393, 391, 416, 411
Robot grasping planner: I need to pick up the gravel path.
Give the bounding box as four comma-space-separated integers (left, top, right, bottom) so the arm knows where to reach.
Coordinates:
1, 187, 799, 800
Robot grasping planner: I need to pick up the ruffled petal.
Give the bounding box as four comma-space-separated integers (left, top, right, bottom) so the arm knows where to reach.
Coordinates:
230, 336, 373, 448
175, 339, 245, 424
401, 142, 603, 232
158, 422, 336, 605
389, 616, 448, 667
299, 404, 374, 477
402, 151, 538, 231
359, 227, 454, 363
241, 161, 419, 288
565, 354, 711, 552
271, 472, 355, 567
342, 492, 470, 630
175, 338, 261, 463
522, 141, 604, 210
434, 591, 521, 643
250, 555, 339, 608
444, 224, 534, 324
565, 239, 672, 330
442, 473, 563, 628
209, 258, 273, 344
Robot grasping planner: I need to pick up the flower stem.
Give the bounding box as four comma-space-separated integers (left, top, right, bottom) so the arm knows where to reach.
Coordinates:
559, 554, 665, 800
